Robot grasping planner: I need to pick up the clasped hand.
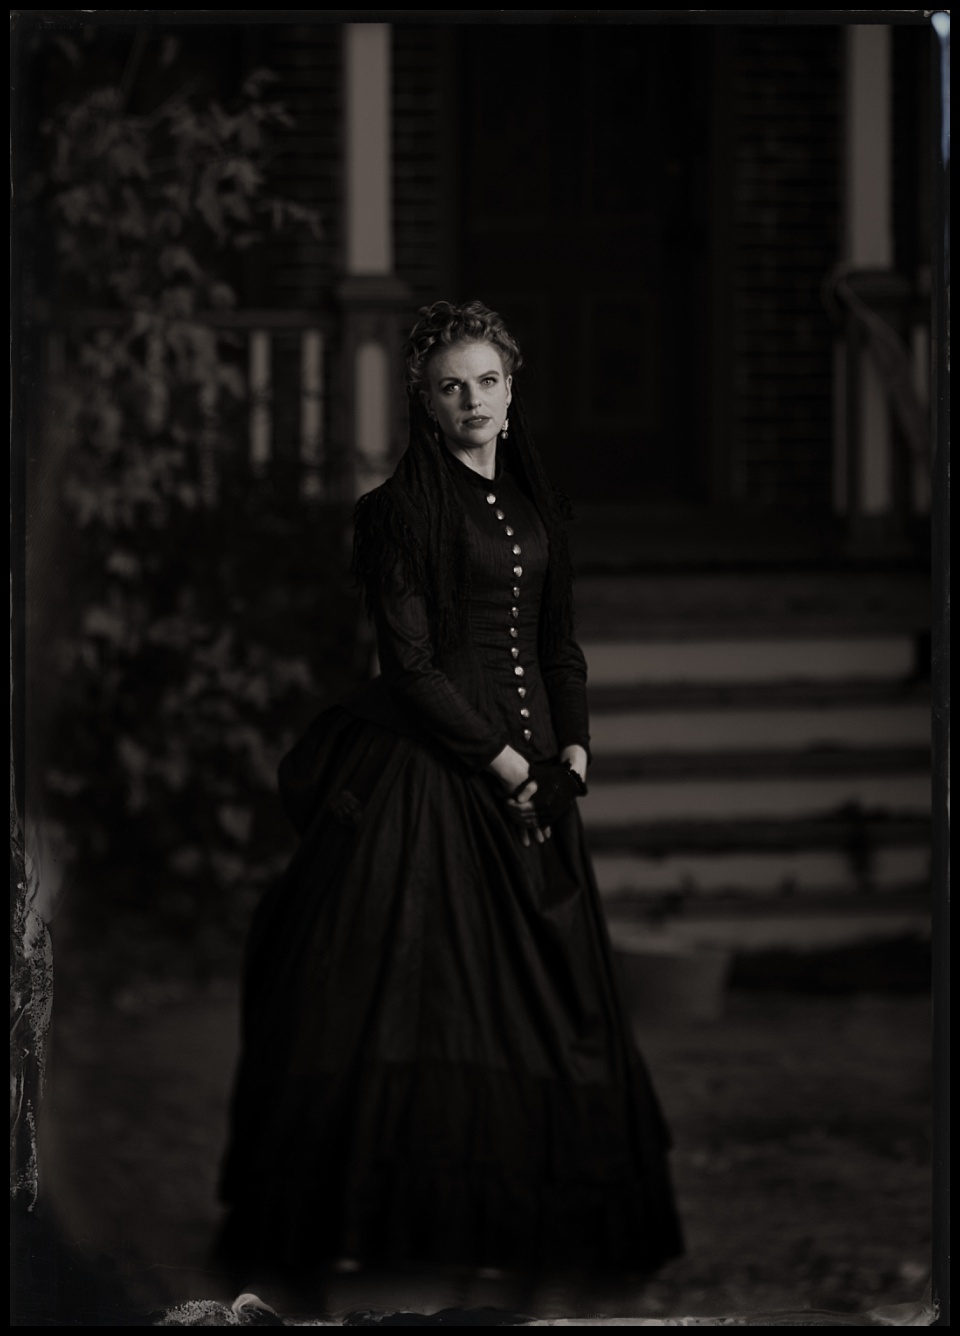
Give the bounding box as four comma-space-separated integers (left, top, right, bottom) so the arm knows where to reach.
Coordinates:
499, 764, 590, 844
491, 745, 588, 848
505, 775, 550, 847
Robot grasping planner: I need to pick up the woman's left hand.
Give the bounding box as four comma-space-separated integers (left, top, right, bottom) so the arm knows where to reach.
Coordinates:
560, 744, 589, 785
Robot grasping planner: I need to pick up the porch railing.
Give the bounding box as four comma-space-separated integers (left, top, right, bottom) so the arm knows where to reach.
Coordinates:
826, 267, 932, 549
45, 308, 344, 506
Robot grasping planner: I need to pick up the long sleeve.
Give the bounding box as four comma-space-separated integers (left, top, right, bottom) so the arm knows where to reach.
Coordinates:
374, 572, 511, 773
539, 624, 592, 761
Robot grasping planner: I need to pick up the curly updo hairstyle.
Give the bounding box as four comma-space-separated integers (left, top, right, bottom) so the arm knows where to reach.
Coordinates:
353, 300, 574, 657
405, 300, 523, 397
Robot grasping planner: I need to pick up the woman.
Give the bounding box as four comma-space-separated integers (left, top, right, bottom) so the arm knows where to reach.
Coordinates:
216, 301, 683, 1303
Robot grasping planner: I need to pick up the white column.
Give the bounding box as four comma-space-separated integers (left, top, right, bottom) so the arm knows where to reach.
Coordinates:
831, 339, 847, 514
344, 24, 392, 276
299, 328, 324, 499
844, 25, 893, 518
859, 356, 891, 514
343, 22, 396, 499
355, 340, 391, 494
845, 26, 893, 268
249, 330, 272, 474
911, 321, 931, 514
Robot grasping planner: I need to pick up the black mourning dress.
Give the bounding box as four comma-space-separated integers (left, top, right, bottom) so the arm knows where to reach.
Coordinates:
216, 448, 684, 1285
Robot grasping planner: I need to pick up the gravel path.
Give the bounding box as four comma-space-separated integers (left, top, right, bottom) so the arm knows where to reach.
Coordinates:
31, 979, 932, 1323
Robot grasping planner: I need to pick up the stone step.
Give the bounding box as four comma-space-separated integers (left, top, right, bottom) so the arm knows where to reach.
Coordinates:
573, 570, 931, 640
592, 846, 930, 901
580, 772, 929, 825
584, 808, 930, 901
588, 747, 929, 781
583, 815, 929, 856
606, 902, 931, 955
588, 680, 929, 710
581, 636, 916, 686
588, 703, 930, 754
575, 621, 931, 907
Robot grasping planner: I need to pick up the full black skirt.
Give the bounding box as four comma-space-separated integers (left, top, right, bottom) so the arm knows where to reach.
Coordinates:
216, 707, 684, 1284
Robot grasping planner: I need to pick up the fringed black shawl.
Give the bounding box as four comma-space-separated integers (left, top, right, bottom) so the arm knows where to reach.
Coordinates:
352, 392, 575, 658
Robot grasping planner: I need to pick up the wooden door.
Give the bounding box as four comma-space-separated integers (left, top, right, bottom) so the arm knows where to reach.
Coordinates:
456, 24, 712, 507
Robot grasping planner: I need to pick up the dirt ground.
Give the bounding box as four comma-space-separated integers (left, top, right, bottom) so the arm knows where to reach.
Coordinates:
27, 971, 933, 1325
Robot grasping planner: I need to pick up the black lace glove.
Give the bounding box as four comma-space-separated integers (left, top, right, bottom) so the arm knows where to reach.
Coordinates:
510, 759, 588, 827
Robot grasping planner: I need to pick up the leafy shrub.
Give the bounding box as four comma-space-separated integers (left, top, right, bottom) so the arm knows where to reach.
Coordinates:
28, 51, 360, 987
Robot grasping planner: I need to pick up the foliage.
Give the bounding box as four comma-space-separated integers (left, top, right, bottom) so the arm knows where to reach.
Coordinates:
31, 58, 357, 984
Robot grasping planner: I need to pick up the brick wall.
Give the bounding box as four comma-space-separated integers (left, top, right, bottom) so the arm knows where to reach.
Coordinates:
392, 26, 449, 319
730, 27, 842, 508
257, 23, 448, 322
253, 23, 848, 514
259, 24, 342, 312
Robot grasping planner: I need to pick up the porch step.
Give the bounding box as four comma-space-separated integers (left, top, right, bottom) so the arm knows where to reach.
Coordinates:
594, 844, 930, 901
579, 627, 931, 911
585, 816, 930, 855
588, 700, 930, 752
589, 748, 929, 780
607, 900, 931, 956
584, 636, 916, 684
589, 680, 929, 709
573, 570, 931, 640
582, 772, 929, 824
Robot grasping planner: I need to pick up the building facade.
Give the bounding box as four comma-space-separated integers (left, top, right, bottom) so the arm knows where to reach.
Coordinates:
238, 19, 934, 571
18, 16, 941, 929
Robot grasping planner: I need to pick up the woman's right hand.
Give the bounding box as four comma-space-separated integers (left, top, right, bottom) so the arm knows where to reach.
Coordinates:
488, 746, 551, 846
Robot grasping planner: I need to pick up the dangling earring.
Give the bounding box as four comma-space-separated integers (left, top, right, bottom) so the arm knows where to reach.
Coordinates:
500, 416, 510, 440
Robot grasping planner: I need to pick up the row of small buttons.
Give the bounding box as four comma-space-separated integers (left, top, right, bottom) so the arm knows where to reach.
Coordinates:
487, 490, 532, 743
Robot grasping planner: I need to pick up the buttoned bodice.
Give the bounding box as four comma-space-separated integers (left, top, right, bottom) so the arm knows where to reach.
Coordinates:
342, 446, 590, 773
443, 451, 561, 762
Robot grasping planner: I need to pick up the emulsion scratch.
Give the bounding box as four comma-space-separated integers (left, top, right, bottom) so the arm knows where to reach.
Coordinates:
10, 806, 55, 1213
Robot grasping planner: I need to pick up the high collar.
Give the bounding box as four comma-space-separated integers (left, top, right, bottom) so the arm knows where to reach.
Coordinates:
442, 444, 504, 489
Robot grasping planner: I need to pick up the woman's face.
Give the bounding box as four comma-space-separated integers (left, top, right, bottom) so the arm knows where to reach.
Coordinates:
422, 340, 512, 455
